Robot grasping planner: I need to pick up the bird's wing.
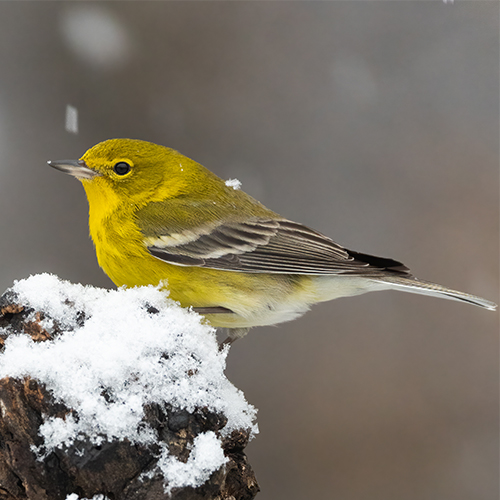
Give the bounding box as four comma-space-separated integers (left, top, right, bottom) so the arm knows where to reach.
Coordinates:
144, 218, 411, 276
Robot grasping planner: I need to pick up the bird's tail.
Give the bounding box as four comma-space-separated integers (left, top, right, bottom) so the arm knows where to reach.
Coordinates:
371, 276, 497, 311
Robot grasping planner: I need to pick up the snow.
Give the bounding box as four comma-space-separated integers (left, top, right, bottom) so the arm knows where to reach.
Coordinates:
157, 431, 227, 491
66, 495, 109, 500
65, 105, 79, 134
0, 274, 257, 492
225, 178, 242, 190
59, 5, 132, 71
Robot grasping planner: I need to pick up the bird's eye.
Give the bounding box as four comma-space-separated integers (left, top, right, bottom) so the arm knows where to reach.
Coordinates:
113, 162, 131, 176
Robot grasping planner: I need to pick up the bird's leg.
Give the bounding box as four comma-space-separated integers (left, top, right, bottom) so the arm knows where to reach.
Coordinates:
191, 307, 249, 348
218, 327, 250, 349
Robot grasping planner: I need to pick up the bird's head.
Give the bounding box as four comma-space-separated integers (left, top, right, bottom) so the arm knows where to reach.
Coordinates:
48, 138, 210, 208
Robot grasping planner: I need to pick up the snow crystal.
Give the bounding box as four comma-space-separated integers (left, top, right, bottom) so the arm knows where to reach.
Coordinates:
225, 178, 242, 190
65, 105, 79, 134
0, 273, 257, 491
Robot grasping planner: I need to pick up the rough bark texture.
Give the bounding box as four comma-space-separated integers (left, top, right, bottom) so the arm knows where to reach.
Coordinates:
0, 292, 259, 500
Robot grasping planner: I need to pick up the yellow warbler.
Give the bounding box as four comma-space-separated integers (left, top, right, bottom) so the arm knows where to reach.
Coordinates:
48, 139, 497, 341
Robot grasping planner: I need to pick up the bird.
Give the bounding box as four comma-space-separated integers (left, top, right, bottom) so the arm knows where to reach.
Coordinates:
48, 138, 497, 342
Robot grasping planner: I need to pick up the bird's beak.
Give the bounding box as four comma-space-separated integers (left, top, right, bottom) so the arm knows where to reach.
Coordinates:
47, 159, 99, 180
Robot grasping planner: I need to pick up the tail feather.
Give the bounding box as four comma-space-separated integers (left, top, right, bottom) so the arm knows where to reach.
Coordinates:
371, 276, 497, 311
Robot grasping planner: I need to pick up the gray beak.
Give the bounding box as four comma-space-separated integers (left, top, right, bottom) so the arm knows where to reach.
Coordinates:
47, 159, 98, 180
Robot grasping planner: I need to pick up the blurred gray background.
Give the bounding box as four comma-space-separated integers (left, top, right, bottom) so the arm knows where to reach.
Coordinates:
0, 2, 498, 499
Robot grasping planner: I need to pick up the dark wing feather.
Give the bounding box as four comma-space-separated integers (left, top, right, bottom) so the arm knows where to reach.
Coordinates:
147, 219, 412, 277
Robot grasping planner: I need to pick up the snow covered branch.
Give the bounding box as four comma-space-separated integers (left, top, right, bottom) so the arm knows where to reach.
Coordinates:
0, 275, 259, 500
